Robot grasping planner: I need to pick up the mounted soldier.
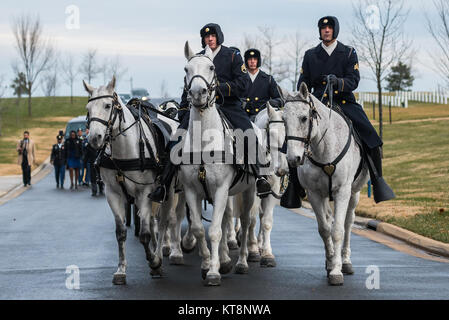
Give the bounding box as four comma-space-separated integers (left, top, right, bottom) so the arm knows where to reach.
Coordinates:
295, 15, 394, 203
149, 23, 272, 202
242, 48, 282, 120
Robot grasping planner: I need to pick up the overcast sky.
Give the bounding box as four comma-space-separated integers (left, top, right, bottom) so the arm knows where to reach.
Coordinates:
0, 0, 444, 98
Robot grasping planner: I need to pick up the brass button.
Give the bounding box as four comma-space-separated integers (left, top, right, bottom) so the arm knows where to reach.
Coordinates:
255, 108, 259, 112
255, 97, 259, 101
216, 95, 219, 99
246, 98, 250, 102
246, 109, 250, 112
324, 93, 328, 97
322, 81, 326, 85
342, 100, 346, 104
334, 90, 338, 94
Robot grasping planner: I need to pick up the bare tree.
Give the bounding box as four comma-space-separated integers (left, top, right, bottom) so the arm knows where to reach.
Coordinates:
61, 53, 78, 104
257, 26, 289, 83
425, 0, 449, 87
240, 33, 259, 55
109, 55, 128, 86
11, 14, 55, 116
79, 48, 100, 85
0, 75, 6, 136
352, 0, 410, 139
42, 66, 58, 97
287, 30, 309, 91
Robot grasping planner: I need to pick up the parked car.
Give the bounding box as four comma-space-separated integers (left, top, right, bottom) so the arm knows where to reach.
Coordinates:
131, 88, 150, 101
65, 116, 87, 140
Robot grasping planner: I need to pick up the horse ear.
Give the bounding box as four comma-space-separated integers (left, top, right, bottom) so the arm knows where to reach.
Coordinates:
83, 80, 94, 95
267, 101, 275, 118
106, 75, 116, 91
184, 41, 194, 60
277, 85, 289, 103
299, 82, 309, 99
204, 45, 213, 60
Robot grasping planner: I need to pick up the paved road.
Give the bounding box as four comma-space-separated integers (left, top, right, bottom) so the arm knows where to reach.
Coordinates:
0, 172, 448, 300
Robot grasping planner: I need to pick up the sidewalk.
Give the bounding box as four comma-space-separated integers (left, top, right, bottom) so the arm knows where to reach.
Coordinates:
0, 156, 52, 206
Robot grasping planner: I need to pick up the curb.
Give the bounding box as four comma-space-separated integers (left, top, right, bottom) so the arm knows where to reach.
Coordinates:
297, 200, 449, 259
0, 156, 52, 205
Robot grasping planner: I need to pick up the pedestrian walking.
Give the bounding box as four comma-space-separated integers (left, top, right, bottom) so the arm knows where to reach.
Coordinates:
65, 130, 82, 190
50, 134, 66, 188
16, 131, 36, 187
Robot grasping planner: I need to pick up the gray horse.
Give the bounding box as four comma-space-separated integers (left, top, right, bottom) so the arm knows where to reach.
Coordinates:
281, 83, 369, 286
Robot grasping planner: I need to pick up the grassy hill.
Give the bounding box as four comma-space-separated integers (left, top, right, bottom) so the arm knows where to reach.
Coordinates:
0, 96, 87, 175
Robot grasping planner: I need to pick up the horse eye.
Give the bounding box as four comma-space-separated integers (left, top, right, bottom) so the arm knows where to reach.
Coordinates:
105, 104, 111, 109
300, 116, 308, 123
184, 67, 188, 73
210, 65, 215, 71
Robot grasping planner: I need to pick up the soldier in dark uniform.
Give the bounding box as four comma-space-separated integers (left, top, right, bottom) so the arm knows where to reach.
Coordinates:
296, 16, 394, 203
85, 143, 104, 196
149, 23, 271, 202
50, 135, 66, 189
243, 48, 282, 120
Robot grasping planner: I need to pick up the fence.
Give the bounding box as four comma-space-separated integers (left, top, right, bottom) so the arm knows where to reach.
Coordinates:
358, 92, 408, 108
358, 91, 449, 109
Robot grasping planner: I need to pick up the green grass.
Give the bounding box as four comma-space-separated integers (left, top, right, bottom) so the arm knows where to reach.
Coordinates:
384, 210, 449, 244
0, 96, 87, 164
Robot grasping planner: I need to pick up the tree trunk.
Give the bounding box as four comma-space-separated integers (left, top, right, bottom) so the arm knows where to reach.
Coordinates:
70, 83, 73, 104
377, 81, 383, 140
28, 94, 32, 117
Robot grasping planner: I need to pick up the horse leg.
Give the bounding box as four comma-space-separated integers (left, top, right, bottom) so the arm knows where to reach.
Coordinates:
219, 197, 233, 275
307, 192, 334, 278
226, 197, 238, 250
247, 197, 261, 262
328, 187, 351, 286
184, 190, 210, 282
341, 191, 359, 275
235, 187, 255, 274
259, 194, 277, 268
136, 197, 159, 276
205, 187, 229, 286
169, 193, 185, 265
105, 192, 128, 285
181, 202, 197, 253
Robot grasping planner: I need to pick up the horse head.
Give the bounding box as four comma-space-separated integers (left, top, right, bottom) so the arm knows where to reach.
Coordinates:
83, 75, 119, 149
183, 41, 217, 109
266, 102, 288, 177
281, 82, 320, 167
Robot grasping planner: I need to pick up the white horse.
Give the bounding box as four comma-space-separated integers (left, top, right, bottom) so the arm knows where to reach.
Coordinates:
84, 76, 175, 284
281, 83, 369, 286
178, 42, 261, 286
229, 105, 288, 267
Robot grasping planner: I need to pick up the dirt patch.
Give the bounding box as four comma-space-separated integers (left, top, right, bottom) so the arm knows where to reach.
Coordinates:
356, 193, 427, 218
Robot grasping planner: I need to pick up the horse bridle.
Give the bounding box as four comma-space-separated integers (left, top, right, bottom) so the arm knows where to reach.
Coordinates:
266, 120, 286, 154
284, 94, 320, 161
184, 54, 219, 110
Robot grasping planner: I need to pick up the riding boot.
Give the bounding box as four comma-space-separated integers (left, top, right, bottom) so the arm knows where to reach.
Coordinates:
366, 147, 395, 203
280, 166, 305, 208
250, 163, 272, 198
148, 161, 176, 203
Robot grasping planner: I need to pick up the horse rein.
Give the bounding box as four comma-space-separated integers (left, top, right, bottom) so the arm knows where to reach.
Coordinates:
184, 54, 219, 110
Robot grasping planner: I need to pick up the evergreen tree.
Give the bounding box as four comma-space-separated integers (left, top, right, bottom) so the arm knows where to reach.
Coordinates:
385, 61, 414, 91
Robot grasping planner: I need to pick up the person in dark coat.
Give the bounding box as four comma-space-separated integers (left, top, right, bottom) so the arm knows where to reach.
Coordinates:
85, 142, 104, 196
243, 48, 282, 120
149, 23, 271, 202
50, 135, 66, 188
65, 130, 82, 190
296, 16, 394, 203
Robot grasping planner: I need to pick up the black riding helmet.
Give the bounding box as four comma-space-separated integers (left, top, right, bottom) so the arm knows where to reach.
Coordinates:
318, 16, 340, 40
244, 48, 261, 68
200, 23, 224, 48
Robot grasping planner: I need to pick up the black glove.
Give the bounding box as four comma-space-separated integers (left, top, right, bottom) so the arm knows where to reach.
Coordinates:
325, 74, 343, 91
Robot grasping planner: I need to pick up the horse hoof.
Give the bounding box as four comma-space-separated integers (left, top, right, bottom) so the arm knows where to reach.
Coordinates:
169, 255, 184, 265
235, 263, 249, 274
260, 257, 276, 268
342, 263, 354, 275
247, 252, 261, 262
149, 258, 162, 270
219, 261, 233, 275
181, 240, 196, 254
201, 269, 209, 280
162, 246, 171, 257
203, 274, 221, 286
227, 240, 239, 250
112, 273, 126, 285
150, 267, 164, 278
328, 274, 344, 286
